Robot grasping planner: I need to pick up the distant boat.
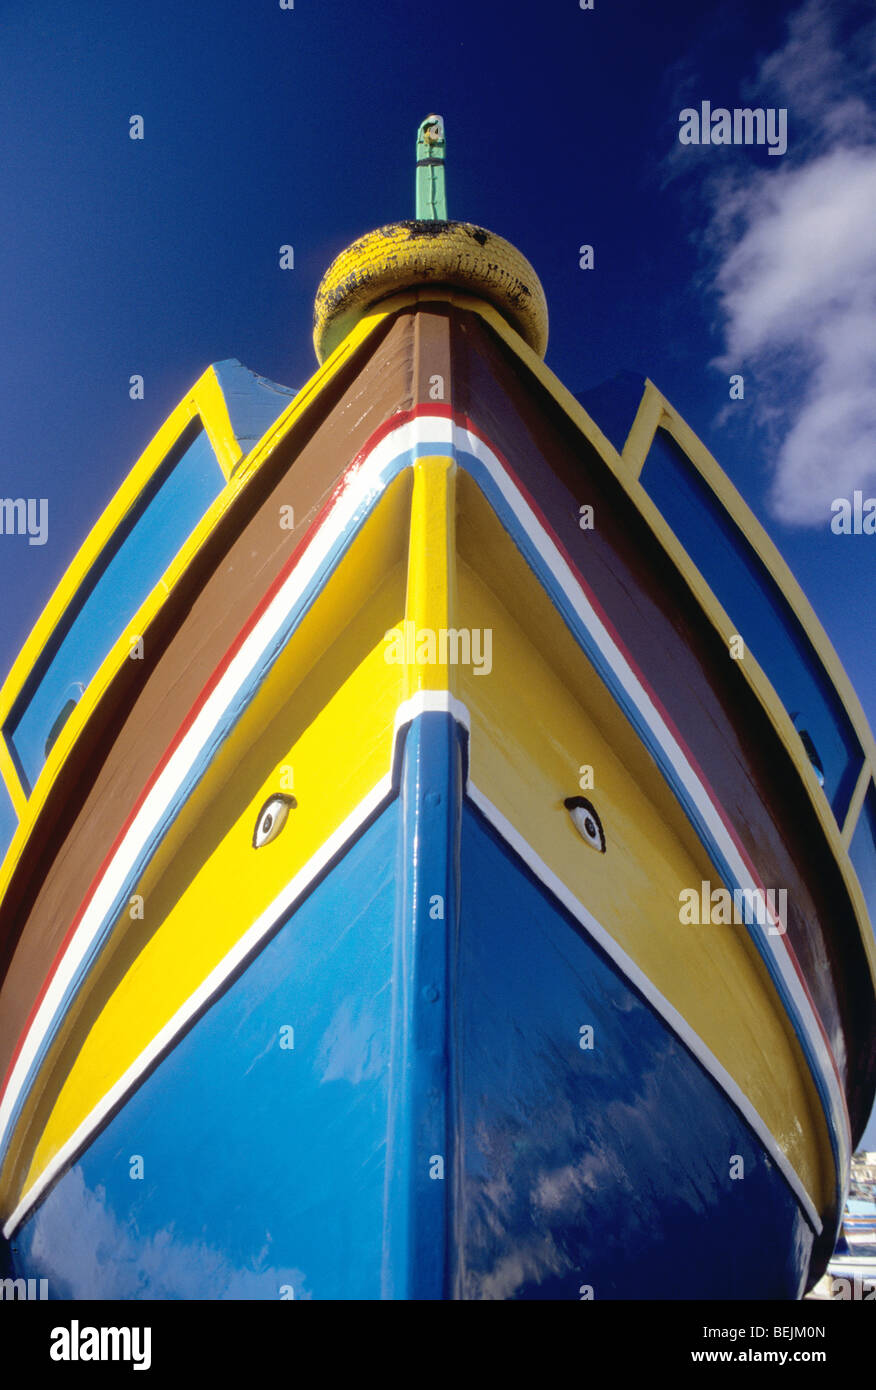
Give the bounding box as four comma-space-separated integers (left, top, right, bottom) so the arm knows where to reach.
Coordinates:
0, 117, 875, 1300
840, 1199, 876, 1249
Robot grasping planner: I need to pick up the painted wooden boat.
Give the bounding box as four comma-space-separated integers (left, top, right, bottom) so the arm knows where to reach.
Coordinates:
0, 121, 875, 1300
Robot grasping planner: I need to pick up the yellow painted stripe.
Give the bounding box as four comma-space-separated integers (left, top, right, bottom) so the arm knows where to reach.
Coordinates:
842, 763, 872, 851
428, 290, 876, 985
0, 299, 409, 898
456, 297, 876, 774
6, 283, 869, 986
197, 364, 246, 477
620, 383, 665, 477
6, 471, 412, 1212
2, 294, 848, 1224
454, 471, 833, 1213
0, 382, 204, 728
404, 456, 457, 697
0, 737, 25, 819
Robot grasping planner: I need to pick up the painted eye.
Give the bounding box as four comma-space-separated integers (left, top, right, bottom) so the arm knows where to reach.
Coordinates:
252, 793, 296, 848
564, 796, 606, 853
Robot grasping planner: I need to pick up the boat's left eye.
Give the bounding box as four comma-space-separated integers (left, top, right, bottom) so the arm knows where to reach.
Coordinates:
564, 796, 606, 853
252, 793, 296, 848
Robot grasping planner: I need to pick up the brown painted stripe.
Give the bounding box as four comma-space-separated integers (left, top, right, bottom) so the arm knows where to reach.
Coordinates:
0, 310, 421, 1086
449, 307, 875, 1144
0, 298, 872, 1194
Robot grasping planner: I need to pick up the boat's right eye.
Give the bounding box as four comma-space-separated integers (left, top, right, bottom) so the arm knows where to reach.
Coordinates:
252, 793, 296, 848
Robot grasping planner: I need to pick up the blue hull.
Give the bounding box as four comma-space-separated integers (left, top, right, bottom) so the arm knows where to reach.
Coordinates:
454, 804, 812, 1299
4, 715, 813, 1298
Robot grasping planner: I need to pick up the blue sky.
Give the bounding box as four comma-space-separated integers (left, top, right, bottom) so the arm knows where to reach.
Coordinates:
1, 0, 875, 1149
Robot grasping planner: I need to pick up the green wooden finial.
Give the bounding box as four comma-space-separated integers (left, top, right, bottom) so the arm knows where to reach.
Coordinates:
416, 114, 447, 220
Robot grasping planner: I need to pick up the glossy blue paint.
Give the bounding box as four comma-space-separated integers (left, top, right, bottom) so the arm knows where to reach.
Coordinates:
4, 714, 818, 1298
453, 453, 842, 1193
211, 359, 297, 453
640, 427, 862, 824
0, 441, 458, 1170
383, 712, 465, 1299
6, 424, 224, 794
0, 778, 16, 870
7, 800, 399, 1300
850, 780, 876, 943
451, 802, 815, 1300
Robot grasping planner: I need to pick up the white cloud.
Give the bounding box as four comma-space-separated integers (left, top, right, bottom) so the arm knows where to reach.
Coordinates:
706, 1, 876, 525
753, 0, 876, 145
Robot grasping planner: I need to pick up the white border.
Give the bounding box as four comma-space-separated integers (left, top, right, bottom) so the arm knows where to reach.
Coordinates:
467, 782, 823, 1234
0, 411, 846, 1233
0, 417, 455, 1161
4, 725, 824, 1242
456, 423, 849, 1176
3, 772, 395, 1238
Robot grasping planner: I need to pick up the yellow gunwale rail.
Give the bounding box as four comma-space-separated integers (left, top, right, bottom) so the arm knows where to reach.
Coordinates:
0, 308, 398, 901
466, 299, 876, 986
0, 287, 873, 990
